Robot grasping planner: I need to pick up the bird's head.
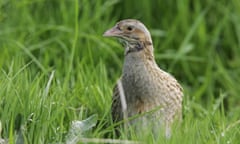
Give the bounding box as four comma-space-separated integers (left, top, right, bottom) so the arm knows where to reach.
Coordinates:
103, 19, 153, 55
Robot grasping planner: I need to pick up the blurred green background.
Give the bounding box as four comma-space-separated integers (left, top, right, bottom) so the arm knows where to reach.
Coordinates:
0, 0, 240, 143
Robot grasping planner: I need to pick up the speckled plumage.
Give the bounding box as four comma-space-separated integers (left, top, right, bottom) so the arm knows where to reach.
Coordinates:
103, 19, 183, 137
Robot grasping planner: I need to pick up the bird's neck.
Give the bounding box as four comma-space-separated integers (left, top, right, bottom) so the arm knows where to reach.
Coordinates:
124, 42, 155, 62
123, 43, 156, 75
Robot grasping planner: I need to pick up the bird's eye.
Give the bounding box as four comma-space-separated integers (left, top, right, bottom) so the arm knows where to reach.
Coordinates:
127, 26, 133, 31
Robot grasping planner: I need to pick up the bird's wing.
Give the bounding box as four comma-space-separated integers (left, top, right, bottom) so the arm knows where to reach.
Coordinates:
164, 74, 184, 122
111, 79, 123, 122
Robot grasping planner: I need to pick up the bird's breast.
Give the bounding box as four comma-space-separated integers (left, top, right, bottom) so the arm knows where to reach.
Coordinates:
122, 57, 156, 105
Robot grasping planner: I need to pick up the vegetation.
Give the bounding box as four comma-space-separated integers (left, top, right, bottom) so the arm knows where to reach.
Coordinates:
0, 0, 240, 143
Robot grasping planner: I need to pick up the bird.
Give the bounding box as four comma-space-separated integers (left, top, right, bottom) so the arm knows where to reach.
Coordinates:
103, 19, 183, 138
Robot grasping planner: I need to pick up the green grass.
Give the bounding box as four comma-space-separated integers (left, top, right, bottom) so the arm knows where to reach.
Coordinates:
1, 0, 240, 143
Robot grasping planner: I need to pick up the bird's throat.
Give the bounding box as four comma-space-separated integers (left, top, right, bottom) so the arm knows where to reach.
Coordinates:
125, 42, 144, 55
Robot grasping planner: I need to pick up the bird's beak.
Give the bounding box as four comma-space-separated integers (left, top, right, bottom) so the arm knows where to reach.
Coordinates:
103, 26, 122, 37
